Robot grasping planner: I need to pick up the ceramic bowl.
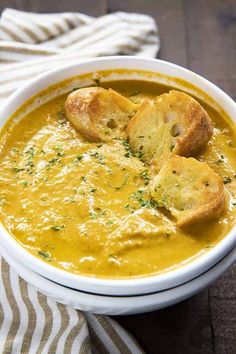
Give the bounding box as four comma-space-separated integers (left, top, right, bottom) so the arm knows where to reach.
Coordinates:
0, 56, 235, 297
1, 242, 235, 315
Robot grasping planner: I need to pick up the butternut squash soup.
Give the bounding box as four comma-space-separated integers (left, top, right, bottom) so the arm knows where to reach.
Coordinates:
0, 80, 235, 278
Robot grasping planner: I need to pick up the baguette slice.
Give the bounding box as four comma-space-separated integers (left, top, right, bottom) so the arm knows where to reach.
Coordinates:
65, 87, 139, 142
126, 90, 213, 170
150, 155, 226, 227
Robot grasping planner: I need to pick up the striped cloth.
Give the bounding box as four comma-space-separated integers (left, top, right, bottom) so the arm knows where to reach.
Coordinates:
0, 8, 160, 354
0, 8, 160, 106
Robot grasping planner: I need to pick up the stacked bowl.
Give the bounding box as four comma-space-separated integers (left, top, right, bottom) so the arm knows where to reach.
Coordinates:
0, 57, 235, 315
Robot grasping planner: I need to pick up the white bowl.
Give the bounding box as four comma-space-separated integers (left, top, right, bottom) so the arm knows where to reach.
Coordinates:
0, 56, 235, 297
1, 242, 235, 315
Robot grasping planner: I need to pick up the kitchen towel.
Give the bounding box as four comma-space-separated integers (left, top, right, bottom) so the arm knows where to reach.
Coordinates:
0, 8, 160, 354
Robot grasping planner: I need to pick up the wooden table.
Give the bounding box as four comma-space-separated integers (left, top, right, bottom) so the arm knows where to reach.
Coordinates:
0, 1, 235, 353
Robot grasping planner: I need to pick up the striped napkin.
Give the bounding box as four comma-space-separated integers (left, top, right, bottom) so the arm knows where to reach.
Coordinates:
0, 8, 160, 354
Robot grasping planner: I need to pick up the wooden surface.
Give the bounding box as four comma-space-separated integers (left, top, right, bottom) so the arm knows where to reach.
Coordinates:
0, 1, 235, 353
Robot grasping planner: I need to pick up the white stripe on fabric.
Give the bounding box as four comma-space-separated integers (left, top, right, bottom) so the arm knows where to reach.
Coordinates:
40, 298, 61, 354
27, 286, 46, 354
56, 306, 80, 354
85, 314, 120, 354
1, 18, 35, 43
71, 321, 91, 354
3, 11, 48, 42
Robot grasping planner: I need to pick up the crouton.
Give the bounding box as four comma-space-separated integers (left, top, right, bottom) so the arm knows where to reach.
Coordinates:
65, 87, 139, 142
126, 90, 213, 170
149, 155, 226, 227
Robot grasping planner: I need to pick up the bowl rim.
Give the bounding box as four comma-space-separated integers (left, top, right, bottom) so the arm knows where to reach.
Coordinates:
0, 56, 235, 296
1, 242, 236, 315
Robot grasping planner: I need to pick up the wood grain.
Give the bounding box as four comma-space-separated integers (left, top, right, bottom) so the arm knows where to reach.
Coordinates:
0, 1, 235, 353
116, 290, 214, 354
184, 0, 236, 100
108, 0, 188, 67
28, 0, 107, 15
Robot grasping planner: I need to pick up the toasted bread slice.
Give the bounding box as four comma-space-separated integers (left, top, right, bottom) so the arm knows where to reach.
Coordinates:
150, 155, 226, 227
126, 90, 213, 170
65, 87, 139, 142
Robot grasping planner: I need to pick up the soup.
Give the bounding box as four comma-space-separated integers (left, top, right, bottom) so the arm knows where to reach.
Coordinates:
0, 80, 235, 278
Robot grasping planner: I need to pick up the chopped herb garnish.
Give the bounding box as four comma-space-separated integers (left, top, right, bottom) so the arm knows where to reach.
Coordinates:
46, 157, 60, 170
90, 212, 98, 219
90, 151, 105, 164
90, 209, 106, 219
122, 140, 133, 158
124, 152, 131, 158
216, 154, 225, 164
124, 203, 136, 213
12, 167, 24, 172
48, 157, 59, 164
131, 190, 159, 209
135, 150, 144, 160
57, 110, 65, 119
57, 110, 67, 125
50, 225, 65, 231
57, 151, 64, 157
38, 251, 52, 261
25, 147, 36, 157
73, 155, 83, 165
139, 170, 150, 185
90, 188, 97, 193
223, 176, 232, 184
20, 180, 29, 186
26, 160, 34, 168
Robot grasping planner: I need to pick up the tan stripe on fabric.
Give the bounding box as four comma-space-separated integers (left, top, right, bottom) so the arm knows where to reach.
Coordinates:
35, 292, 53, 354
87, 325, 110, 354
0, 24, 23, 42
79, 335, 91, 354
50, 21, 65, 35
0, 302, 3, 331
5, 19, 40, 43
19, 279, 37, 354
0, 45, 55, 56
0, 58, 17, 63
63, 17, 75, 30
96, 315, 133, 354
48, 303, 70, 353
1, 258, 21, 354
23, 18, 54, 39
63, 311, 84, 354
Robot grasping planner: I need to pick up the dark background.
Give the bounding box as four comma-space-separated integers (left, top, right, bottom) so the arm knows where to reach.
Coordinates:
0, 1, 235, 353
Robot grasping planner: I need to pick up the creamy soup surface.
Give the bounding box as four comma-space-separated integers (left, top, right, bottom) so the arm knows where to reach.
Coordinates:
0, 80, 235, 278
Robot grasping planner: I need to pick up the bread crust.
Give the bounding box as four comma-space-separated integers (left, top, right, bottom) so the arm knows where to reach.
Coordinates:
126, 90, 213, 170
150, 155, 226, 227
65, 87, 139, 142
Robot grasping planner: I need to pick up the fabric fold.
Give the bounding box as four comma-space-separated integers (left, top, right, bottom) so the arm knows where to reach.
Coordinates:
0, 8, 160, 353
